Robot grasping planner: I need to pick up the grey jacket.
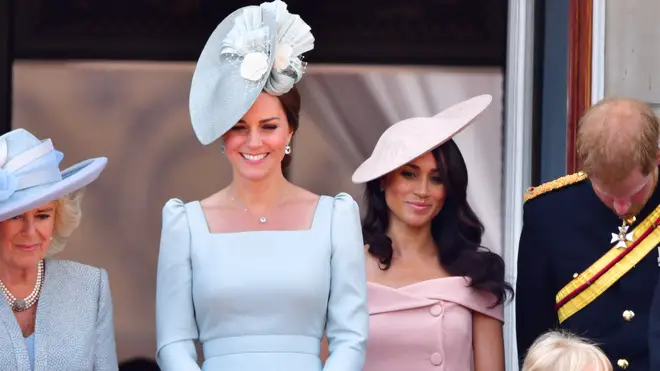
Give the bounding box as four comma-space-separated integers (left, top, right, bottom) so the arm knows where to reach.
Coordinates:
0, 259, 118, 370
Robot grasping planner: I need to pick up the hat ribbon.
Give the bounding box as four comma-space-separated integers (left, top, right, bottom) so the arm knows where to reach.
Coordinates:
0, 139, 63, 202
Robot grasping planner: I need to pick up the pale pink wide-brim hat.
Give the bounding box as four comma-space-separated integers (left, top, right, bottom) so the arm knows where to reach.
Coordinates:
351, 94, 493, 184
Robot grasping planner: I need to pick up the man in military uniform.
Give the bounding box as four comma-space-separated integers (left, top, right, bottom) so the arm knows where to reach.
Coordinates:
516, 98, 660, 370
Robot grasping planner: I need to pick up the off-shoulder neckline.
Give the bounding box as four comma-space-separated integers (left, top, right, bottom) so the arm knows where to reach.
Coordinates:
367, 276, 468, 291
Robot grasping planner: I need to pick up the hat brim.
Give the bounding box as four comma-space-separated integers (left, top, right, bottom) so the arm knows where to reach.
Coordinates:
0, 157, 108, 221
189, 6, 278, 145
351, 94, 493, 184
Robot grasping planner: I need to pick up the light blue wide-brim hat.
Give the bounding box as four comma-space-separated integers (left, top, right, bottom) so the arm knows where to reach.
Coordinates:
0, 128, 107, 221
189, 0, 314, 146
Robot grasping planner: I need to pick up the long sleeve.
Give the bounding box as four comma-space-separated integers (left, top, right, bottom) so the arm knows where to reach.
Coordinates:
94, 268, 119, 370
323, 193, 369, 371
515, 201, 557, 365
649, 276, 660, 369
155, 199, 201, 371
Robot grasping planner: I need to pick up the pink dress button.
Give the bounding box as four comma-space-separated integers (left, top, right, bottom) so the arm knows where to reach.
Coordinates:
430, 304, 443, 316
430, 352, 443, 365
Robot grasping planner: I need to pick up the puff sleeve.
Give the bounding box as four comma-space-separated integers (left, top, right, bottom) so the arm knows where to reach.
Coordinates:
94, 268, 119, 370
155, 199, 201, 371
323, 193, 369, 371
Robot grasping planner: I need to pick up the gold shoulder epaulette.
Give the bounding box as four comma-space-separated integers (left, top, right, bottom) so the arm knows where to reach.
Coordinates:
524, 171, 588, 202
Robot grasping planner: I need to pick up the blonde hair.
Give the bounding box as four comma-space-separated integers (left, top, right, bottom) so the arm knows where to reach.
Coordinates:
576, 97, 659, 184
47, 188, 85, 256
522, 331, 612, 371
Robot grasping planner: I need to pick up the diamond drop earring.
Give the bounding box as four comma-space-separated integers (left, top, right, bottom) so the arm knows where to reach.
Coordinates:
284, 143, 291, 155
220, 141, 225, 154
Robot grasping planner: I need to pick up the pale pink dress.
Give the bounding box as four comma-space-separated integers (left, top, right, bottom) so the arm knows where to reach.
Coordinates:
364, 276, 504, 371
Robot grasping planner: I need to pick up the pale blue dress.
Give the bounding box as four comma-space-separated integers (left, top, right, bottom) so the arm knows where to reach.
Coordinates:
155, 193, 369, 371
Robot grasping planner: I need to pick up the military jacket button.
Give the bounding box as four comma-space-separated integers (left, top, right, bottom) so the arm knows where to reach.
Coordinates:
622, 310, 635, 321
617, 359, 629, 369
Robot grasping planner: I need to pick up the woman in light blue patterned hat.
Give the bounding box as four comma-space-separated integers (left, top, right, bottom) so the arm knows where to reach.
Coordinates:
155, 1, 368, 371
0, 128, 117, 370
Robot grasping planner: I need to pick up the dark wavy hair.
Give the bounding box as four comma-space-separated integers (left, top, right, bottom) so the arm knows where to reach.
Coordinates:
274, 86, 301, 170
362, 139, 514, 306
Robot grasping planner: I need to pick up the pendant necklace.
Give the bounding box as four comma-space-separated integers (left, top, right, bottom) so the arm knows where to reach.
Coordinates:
0, 259, 44, 312
231, 189, 288, 224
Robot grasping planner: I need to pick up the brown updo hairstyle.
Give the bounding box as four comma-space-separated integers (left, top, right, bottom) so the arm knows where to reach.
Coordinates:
275, 85, 301, 169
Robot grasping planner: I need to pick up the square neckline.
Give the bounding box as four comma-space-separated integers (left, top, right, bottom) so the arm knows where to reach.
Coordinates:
193, 195, 327, 236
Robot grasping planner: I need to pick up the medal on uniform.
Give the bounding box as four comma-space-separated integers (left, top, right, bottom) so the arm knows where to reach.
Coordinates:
611, 218, 635, 248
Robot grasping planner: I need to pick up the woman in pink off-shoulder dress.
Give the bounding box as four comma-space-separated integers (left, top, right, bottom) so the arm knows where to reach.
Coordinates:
351, 95, 514, 371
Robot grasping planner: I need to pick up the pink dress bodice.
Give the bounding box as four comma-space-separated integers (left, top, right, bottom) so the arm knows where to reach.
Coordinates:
364, 276, 503, 371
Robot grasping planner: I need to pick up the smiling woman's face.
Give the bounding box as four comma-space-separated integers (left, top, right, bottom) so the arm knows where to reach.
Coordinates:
0, 201, 56, 270
382, 151, 446, 229
222, 92, 293, 182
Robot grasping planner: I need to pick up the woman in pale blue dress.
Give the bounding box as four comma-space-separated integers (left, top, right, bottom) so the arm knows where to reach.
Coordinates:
155, 1, 369, 370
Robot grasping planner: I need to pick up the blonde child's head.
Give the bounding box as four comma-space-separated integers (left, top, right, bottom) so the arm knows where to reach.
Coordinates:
522, 331, 612, 371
